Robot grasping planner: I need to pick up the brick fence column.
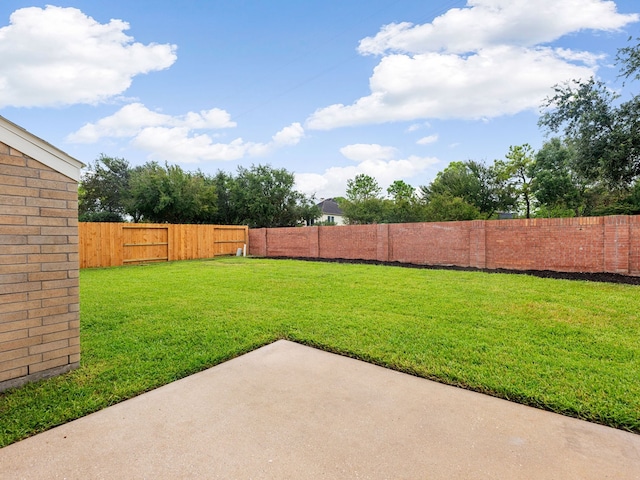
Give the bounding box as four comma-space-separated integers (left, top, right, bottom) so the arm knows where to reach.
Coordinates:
469, 220, 487, 269
376, 224, 389, 262
630, 216, 640, 275
604, 215, 630, 274
308, 226, 320, 258
248, 228, 267, 257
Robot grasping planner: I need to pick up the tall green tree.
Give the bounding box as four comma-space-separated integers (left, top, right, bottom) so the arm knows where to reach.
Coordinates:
386, 180, 415, 202
385, 180, 425, 223
618, 180, 640, 214
421, 161, 477, 201
530, 138, 585, 217
421, 160, 510, 218
495, 144, 536, 219
422, 193, 481, 222
210, 171, 237, 224
539, 38, 640, 190
129, 162, 217, 224
79, 155, 132, 222
339, 174, 386, 224
299, 196, 324, 227
231, 164, 318, 228
346, 174, 383, 201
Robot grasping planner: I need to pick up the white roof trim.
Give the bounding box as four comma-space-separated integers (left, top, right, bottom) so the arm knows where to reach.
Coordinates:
0, 116, 85, 182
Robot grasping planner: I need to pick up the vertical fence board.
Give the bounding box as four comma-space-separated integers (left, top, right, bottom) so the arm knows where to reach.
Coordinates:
123, 225, 169, 264
79, 223, 248, 268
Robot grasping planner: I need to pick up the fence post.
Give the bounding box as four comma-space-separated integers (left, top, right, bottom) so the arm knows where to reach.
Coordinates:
469, 220, 487, 269
309, 226, 320, 258
604, 215, 630, 274
167, 224, 174, 261
376, 224, 390, 262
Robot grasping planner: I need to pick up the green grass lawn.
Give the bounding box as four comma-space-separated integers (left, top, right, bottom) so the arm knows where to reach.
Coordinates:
1, 257, 639, 446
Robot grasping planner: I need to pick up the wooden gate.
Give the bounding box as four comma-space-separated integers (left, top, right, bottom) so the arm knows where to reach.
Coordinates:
123, 224, 169, 264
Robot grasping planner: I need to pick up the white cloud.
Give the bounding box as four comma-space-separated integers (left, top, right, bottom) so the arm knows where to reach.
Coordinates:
295, 169, 355, 199
357, 0, 638, 55
67, 103, 236, 143
295, 143, 439, 197
272, 122, 305, 146
132, 127, 252, 162
417, 134, 439, 145
555, 48, 606, 67
307, 46, 596, 128
406, 122, 431, 132
306, 0, 638, 130
0, 6, 177, 107
67, 103, 304, 163
339, 143, 397, 162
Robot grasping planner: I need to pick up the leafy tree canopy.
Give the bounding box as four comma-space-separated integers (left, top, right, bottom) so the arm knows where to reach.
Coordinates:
78, 159, 318, 227
421, 160, 511, 218
129, 162, 217, 224
79, 155, 132, 222
616, 36, 640, 84
231, 164, 319, 228
530, 138, 584, 216
423, 193, 481, 222
539, 38, 640, 190
346, 174, 382, 202
495, 144, 536, 219
387, 180, 416, 202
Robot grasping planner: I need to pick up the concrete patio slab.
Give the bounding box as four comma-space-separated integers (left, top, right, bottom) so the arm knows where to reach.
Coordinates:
1, 340, 639, 479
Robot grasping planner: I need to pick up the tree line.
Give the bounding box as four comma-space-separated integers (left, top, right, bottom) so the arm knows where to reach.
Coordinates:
339, 137, 638, 225
79, 160, 320, 228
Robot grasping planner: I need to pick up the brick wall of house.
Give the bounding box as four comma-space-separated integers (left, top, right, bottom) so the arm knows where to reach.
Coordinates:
0, 141, 80, 391
248, 215, 640, 276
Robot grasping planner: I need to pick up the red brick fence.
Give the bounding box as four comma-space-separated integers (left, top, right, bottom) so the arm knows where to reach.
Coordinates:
249, 215, 640, 276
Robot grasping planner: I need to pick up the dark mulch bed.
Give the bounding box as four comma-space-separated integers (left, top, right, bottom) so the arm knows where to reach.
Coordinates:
267, 256, 640, 286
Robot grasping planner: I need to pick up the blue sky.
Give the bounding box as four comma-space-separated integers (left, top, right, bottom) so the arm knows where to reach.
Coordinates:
1, 0, 639, 198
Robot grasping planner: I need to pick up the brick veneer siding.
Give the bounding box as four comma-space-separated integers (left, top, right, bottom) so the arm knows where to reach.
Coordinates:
0, 142, 80, 391
248, 215, 640, 276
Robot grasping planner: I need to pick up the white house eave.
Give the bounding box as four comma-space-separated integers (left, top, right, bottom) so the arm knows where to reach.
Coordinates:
0, 116, 85, 182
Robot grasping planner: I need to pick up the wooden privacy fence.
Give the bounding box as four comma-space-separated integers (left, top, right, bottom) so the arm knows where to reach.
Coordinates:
79, 223, 248, 269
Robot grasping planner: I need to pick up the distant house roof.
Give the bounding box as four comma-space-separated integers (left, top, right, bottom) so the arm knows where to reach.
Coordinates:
0, 116, 85, 181
317, 198, 343, 216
